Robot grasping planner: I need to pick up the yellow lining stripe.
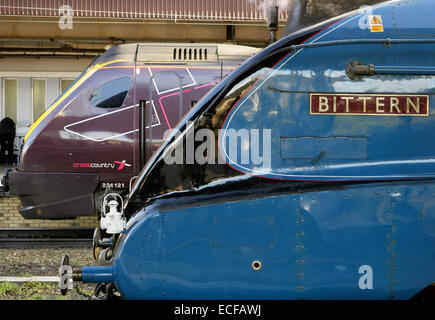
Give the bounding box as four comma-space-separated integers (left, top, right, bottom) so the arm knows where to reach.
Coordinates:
24, 59, 127, 142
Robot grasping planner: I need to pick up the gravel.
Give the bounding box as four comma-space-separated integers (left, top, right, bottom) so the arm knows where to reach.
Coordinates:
0, 247, 98, 300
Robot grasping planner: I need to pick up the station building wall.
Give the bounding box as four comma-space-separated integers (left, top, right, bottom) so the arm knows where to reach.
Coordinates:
0, 57, 92, 146
0, 57, 96, 228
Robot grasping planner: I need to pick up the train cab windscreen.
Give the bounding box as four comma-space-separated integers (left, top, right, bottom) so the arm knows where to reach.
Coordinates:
132, 48, 288, 203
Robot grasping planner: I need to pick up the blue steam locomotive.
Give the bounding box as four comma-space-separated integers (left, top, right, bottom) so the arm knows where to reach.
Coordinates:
60, 0, 435, 300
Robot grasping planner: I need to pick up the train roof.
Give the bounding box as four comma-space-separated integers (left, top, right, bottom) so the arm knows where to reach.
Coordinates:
91, 42, 262, 66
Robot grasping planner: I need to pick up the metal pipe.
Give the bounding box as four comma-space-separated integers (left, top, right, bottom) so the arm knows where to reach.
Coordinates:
375, 66, 435, 75
81, 266, 113, 283
347, 61, 435, 80
286, 38, 435, 52
179, 80, 183, 122
72, 267, 82, 281
148, 79, 153, 160
139, 100, 146, 169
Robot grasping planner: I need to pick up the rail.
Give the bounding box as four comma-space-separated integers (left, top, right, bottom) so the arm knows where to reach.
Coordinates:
0, 228, 93, 248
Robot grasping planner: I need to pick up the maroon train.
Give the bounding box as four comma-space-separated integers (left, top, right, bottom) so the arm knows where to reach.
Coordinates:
4, 43, 259, 219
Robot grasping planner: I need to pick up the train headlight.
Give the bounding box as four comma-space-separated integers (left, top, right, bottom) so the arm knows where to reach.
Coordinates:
100, 194, 126, 234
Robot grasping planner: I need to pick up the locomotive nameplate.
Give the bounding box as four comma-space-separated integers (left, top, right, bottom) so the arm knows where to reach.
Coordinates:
310, 94, 429, 116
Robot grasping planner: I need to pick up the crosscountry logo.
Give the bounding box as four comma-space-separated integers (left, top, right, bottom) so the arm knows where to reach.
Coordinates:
114, 160, 132, 171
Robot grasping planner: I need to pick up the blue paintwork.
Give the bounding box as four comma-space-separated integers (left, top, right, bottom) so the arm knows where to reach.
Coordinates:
375, 66, 435, 75
111, 181, 435, 300
81, 266, 113, 283
219, 0, 435, 181
80, 0, 435, 299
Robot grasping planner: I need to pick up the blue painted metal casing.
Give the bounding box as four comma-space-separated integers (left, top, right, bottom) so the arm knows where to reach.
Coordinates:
81, 266, 113, 284
112, 181, 435, 299
219, 0, 435, 181
82, 0, 435, 299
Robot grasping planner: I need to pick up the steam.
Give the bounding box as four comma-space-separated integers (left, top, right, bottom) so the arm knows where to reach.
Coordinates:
250, 0, 303, 34
286, 1, 302, 34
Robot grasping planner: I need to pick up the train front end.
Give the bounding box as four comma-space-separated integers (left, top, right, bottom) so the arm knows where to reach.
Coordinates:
62, 0, 435, 300
3, 51, 134, 219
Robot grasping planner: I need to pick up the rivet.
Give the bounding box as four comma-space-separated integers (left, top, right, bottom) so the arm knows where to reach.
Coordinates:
252, 260, 262, 271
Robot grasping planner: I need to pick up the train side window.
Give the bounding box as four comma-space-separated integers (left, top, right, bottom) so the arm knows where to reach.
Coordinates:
89, 77, 131, 108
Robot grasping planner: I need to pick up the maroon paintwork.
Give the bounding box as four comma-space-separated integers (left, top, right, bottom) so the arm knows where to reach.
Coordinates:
8, 43, 252, 219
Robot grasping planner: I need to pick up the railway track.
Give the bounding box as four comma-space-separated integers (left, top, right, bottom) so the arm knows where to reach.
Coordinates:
0, 228, 93, 248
